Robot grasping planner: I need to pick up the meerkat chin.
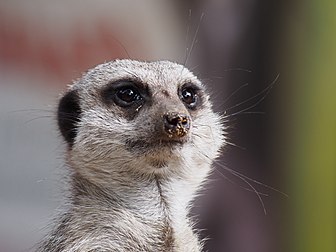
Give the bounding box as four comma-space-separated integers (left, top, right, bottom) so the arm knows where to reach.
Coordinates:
37, 59, 225, 252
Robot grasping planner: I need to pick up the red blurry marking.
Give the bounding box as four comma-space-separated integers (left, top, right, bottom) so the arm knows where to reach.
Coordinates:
0, 12, 128, 86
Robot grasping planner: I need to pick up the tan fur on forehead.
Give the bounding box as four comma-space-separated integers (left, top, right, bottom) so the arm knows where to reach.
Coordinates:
72, 59, 201, 91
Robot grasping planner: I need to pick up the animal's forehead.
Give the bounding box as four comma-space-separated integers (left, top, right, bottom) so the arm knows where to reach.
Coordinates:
78, 60, 201, 90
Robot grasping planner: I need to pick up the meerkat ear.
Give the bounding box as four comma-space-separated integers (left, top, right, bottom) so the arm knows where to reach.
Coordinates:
57, 90, 81, 148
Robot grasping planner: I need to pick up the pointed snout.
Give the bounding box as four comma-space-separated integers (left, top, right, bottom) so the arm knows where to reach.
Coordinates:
163, 112, 191, 138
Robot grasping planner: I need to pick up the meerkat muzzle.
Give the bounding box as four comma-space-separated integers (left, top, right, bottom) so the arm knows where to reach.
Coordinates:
163, 112, 191, 138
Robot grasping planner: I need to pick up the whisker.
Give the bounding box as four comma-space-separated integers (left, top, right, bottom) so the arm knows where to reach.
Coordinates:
183, 9, 192, 64
184, 12, 204, 67
10, 108, 54, 114
114, 37, 130, 59
189, 64, 200, 72
224, 74, 280, 118
220, 165, 288, 198
193, 129, 244, 151
195, 148, 288, 214
222, 68, 252, 73
224, 141, 246, 150
221, 111, 266, 121
211, 158, 267, 214
214, 168, 269, 197
234, 111, 266, 115
193, 147, 267, 214
24, 115, 55, 124
230, 168, 267, 214
222, 82, 249, 106
225, 74, 279, 112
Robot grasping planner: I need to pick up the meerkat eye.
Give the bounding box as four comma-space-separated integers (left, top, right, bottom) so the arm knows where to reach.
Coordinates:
180, 86, 198, 109
101, 79, 148, 108
116, 87, 141, 104
181, 88, 196, 104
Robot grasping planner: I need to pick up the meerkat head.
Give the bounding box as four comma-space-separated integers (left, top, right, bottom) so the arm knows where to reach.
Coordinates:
57, 60, 224, 184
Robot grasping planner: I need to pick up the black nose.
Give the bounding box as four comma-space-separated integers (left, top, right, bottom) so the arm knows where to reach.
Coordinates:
163, 112, 191, 138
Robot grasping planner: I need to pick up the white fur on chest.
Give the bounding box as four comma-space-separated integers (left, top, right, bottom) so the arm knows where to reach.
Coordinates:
61, 172, 203, 252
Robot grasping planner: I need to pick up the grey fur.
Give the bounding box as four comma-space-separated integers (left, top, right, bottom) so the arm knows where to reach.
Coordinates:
37, 60, 225, 252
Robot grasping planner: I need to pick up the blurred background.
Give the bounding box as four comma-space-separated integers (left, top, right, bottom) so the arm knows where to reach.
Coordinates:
0, 0, 335, 251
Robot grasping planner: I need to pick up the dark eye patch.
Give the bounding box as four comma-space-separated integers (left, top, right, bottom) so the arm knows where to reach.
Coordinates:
115, 86, 142, 105
179, 82, 204, 110
101, 79, 149, 108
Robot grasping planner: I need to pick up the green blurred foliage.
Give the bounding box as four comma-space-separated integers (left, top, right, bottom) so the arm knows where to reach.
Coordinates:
289, 1, 336, 251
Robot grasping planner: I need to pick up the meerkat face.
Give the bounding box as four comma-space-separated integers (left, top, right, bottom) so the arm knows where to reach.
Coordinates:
58, 60, 224, 180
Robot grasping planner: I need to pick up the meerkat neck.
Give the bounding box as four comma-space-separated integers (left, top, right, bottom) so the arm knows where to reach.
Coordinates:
69, 171, 194, 221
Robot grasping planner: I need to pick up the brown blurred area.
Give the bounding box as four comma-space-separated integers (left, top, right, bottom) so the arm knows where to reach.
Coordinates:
2, 1, 334, 252
180, 1, 287, 252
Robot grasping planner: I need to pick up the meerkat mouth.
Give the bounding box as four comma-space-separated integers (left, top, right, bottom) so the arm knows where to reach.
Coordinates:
124, 138, 188, 169
126, 138, 188, 153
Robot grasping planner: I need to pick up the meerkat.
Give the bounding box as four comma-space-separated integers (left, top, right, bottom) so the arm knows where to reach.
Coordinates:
37, 59, 225, 252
